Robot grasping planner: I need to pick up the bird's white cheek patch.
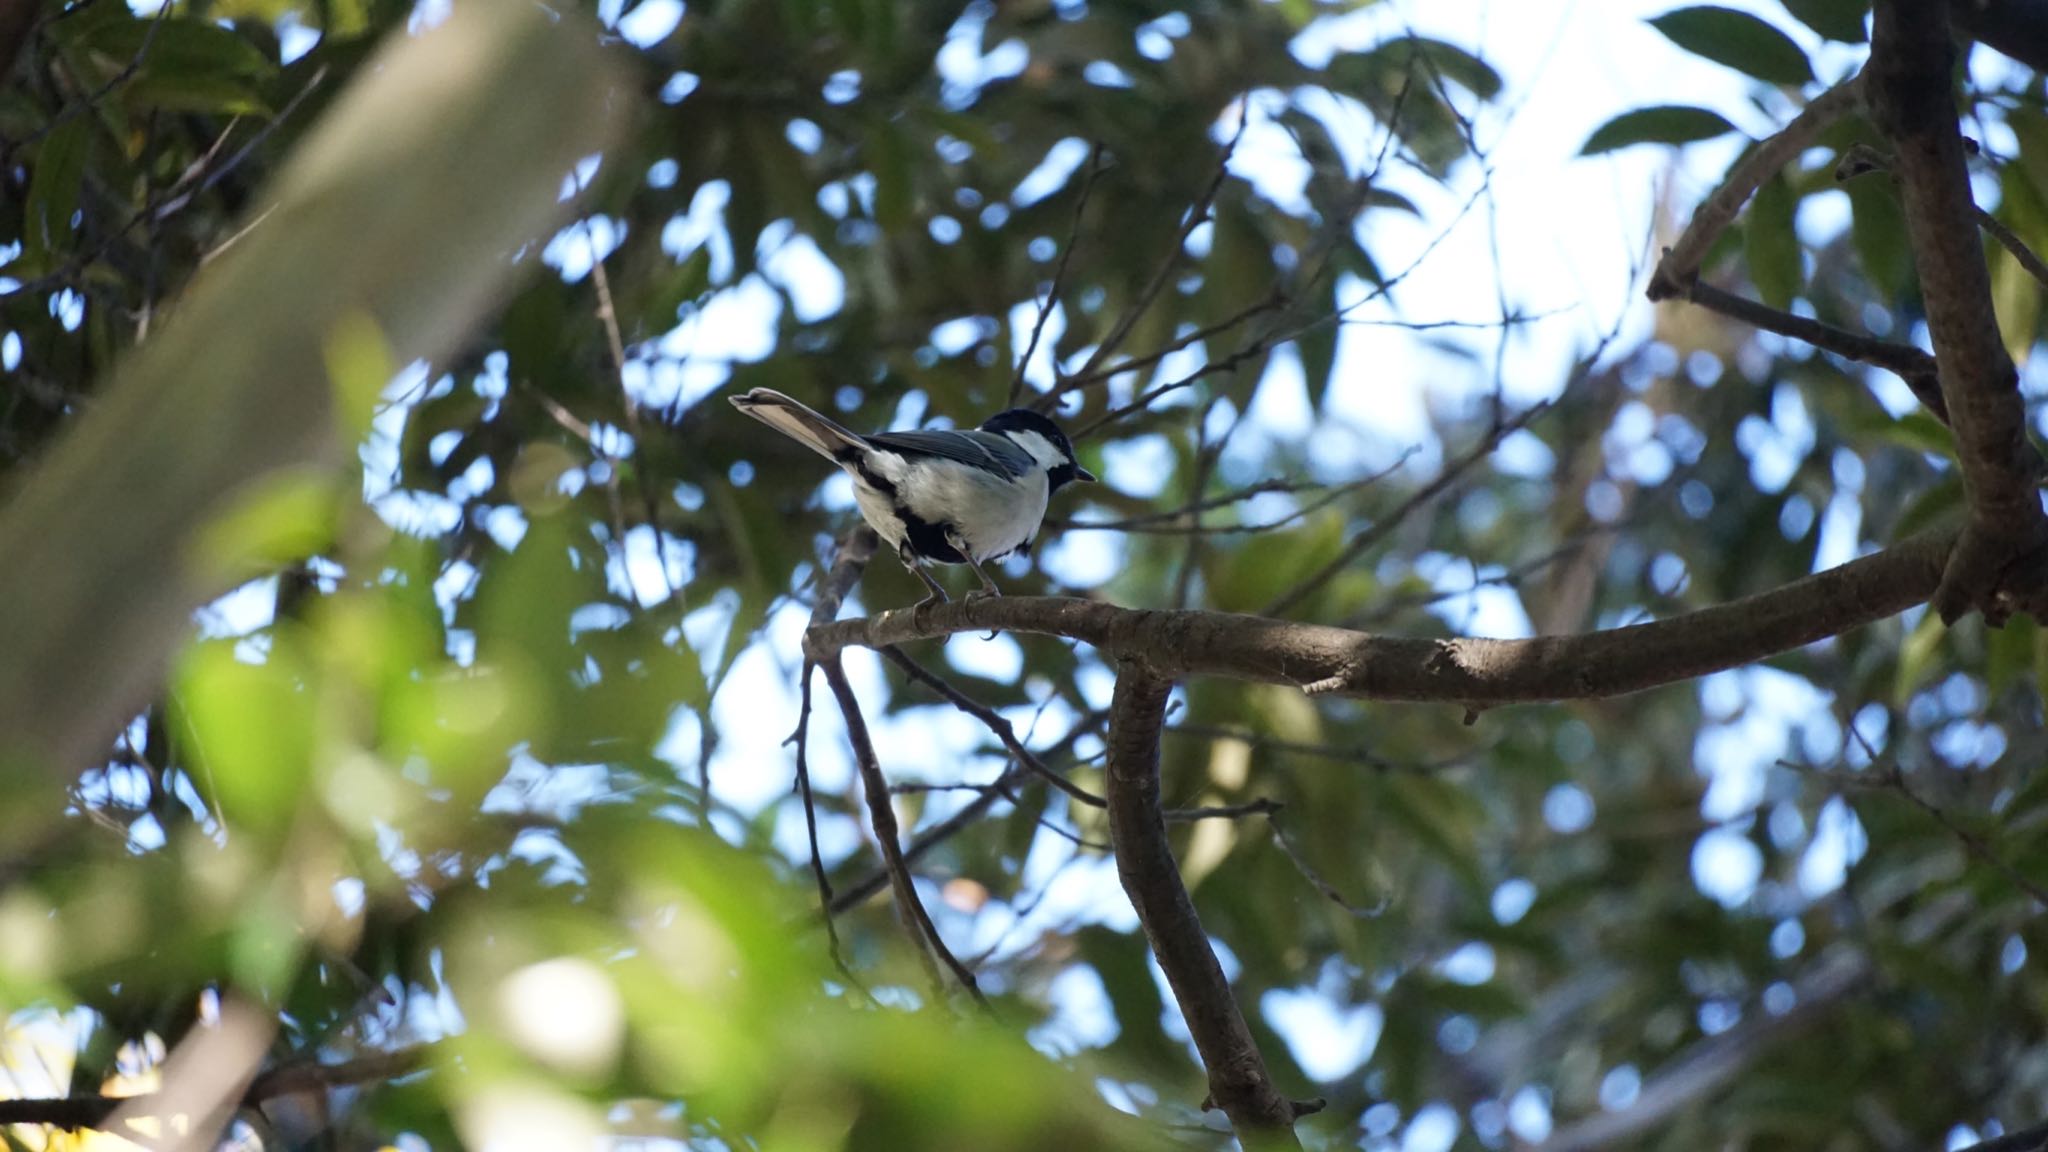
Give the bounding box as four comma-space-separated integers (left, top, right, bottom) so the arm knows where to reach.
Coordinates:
1005, 430, 1063, 470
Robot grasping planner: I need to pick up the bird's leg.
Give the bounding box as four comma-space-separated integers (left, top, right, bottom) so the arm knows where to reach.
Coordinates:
948, 532, 1003, 601
900, 544, 949, 610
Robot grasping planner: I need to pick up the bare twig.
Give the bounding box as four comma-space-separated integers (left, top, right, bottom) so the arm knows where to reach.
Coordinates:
1534, 950, 1869, 1152
821, 656, 988, 1007
1010, 143, 1106, 405
881, 645, 1105, 808
1263, 398, 1557, 616
787, 661, 853, 979
0, 1044, 430, 1131
1675, 280, 1948, 422
1063, 110, 1250, 391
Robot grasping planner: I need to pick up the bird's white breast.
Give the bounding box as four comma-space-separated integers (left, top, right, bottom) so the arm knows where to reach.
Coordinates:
843, 448, 1047, 562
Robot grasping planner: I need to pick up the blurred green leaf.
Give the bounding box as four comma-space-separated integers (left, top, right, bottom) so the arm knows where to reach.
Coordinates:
1894, 610, 1946, 704
173, 635, 316, 835
1745, 172, 1802, 309
1848, 177, 1912, 300
24, 117, 92, 260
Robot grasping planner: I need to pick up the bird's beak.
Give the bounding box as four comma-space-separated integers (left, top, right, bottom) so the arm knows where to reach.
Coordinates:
1075, 464, 1097, 484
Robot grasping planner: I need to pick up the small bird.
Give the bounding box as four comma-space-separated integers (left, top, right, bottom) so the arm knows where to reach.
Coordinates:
729, 388, 1095, 606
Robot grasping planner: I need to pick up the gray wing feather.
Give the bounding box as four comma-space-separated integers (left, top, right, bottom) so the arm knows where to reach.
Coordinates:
865, 429, 1035, 479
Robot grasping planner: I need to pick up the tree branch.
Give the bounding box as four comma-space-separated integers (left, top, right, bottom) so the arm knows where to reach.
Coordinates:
0, 1045, 429, 1131
1870, 0, 2048, 625
1676, 280, 1947, 422
821, 655, 987, 1007
1104, 666, 1314, 1146
808, 526, 1956, 711
1648, 75, 1863, 301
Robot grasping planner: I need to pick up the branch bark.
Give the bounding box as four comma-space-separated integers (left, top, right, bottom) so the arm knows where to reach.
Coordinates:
809, 527, 1954, 708
1648, 76, 1864, 301
1104, 666, 1314, 1147
1869, 0, 2048, 625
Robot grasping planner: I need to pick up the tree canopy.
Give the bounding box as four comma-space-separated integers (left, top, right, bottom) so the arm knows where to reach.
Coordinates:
0, 0, 2044, 1149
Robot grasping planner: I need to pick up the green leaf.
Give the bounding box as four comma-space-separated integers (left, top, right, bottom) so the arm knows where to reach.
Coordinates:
174, 635, 317, 836
1991, 230, 2040, 370
1848, 177, 1912, 300
1648, 7, 1815, 86
1987, 615, 2039, 702
1394, 36, 1504, 100
1778, 0, 1868, 41
1580, 105, 1739, 154
1894, 610, 1946, 704
1892, 473, 1962, 540
80, 17, 274, 78
127, 71, 274, 116
76, 17, 277, 114
24, 117, 92, 259
1745, 172, 1802, 308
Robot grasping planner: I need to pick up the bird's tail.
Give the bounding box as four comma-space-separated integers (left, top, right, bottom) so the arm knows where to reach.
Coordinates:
728, 388, 866, 463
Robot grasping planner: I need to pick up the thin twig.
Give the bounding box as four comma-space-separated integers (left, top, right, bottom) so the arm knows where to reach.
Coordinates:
881, 646, 1106, 808
787, 660, 856, 982
821, 657, 989, 1008
0, 1044, 431, 1130
1010, 142, 1106, 405
1067, 109, 1250, 389
1679, 280, 1947, 421
1262, 397, 1558, 616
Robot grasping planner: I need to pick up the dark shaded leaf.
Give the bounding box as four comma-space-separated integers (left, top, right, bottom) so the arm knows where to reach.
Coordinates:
1580, 105, 1739, 154
1779, 0, 1868, 41
1648, 6, 1815, 86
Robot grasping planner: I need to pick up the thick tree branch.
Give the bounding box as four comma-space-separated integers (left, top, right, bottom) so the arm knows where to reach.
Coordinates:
1104, 667, 1314, 1146
1870, 0, 2048, 624
809, 527, 1954, 708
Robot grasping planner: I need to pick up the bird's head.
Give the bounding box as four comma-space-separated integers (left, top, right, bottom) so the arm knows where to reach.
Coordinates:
981, 409, 1096, 491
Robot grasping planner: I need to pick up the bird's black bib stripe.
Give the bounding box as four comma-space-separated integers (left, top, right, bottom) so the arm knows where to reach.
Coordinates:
835, 447, 968, 564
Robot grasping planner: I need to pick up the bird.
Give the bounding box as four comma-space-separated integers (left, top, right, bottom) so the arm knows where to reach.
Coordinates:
728, 388, 1095, 607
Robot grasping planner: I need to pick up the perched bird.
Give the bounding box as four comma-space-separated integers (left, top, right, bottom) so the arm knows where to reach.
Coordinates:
728, 388, 1095, 606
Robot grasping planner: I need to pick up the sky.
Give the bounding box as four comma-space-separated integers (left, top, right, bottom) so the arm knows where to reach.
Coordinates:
176, 0, 1987, 1148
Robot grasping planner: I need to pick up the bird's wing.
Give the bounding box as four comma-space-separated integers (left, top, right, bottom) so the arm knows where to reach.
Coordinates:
864, 428, 1036, 480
